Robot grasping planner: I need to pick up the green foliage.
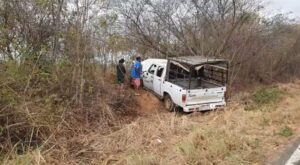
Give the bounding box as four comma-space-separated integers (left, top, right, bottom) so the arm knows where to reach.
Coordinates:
100, 19, 108, 28
35, 0, 49, 8
0, 87, 18, 106
278, 126, 293, 137
253, 87, 283, 105
99, 13, 118, 29
58, 58, 72, 69
245, 87, 284, 111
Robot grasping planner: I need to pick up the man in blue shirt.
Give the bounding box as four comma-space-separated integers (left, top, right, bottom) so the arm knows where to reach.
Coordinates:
131, 56, 142, 95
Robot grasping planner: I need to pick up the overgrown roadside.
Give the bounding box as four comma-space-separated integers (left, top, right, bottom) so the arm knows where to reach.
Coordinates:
6, 80, 299, 164
124, 80, 300, 165
1, 0, 300, 164
97, 80, 300, 165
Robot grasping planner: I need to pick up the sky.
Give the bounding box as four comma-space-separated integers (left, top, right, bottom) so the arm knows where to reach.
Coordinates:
267, 0, 300, 18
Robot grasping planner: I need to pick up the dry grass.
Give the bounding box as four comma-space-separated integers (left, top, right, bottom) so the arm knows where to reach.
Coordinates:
0, 66, 139, 164
176, 80, 300, 165
2, 80, 300, 164
96, 80, 300, 165
3, 149, 46, 165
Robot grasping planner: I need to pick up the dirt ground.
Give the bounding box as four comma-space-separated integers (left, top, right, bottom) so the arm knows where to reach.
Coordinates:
135, 90, 165, 115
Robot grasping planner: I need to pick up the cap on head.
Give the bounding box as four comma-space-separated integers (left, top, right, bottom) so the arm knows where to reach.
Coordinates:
136, 56, 141, 61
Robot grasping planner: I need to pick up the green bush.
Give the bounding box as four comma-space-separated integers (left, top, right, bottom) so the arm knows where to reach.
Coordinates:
278, 126, 293, 137
253, 87, 283, 105
245, 87, 284, 111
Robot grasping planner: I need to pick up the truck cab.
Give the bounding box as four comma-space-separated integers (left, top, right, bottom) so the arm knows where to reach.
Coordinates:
142, 56, 229, 112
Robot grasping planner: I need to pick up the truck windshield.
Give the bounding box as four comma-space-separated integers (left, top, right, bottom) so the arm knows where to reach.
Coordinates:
168, 60, 228, 89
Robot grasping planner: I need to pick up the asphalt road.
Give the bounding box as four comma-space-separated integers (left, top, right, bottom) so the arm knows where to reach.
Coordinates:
274, 138, 300, 165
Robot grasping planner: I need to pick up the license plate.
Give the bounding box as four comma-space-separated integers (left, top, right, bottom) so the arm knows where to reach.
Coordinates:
200, 104, 210, 109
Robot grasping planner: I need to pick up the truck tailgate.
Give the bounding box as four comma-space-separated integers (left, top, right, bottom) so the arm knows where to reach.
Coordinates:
186, 87, 225, 105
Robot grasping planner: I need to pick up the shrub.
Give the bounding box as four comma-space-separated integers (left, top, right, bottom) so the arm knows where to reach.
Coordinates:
0, 60, 137, 162
253, 87, 283, 105
278, 126, 293, 137
245, 87, 284, 111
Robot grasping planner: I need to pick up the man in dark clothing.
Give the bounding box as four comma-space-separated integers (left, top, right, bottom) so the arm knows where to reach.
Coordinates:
116, 58, 126, 93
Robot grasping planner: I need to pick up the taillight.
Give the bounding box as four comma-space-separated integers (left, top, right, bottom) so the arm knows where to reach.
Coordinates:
182, 94, 186, 103
224, 91, 228, 101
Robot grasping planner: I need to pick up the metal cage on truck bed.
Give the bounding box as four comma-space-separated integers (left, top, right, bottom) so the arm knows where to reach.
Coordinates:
166, 56, 229, 89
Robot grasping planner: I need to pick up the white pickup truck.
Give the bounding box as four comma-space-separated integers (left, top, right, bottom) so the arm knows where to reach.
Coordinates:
141, 56, 229, 112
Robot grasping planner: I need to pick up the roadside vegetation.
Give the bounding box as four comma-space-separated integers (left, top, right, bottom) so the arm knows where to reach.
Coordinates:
245, 86, 285, 111
0, 0, 300, 164
88, 82, 299, 165
253, 87, 283, 105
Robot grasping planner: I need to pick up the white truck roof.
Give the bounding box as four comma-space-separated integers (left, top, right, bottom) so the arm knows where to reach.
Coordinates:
142, 56, 227, 71
169, 56, 227, 66
142, 59, 167, 71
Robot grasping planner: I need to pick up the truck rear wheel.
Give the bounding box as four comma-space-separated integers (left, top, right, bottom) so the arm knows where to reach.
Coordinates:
164, 94, 175, 112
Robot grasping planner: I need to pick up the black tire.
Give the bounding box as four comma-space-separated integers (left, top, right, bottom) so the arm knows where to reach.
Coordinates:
164, 94, 175, 112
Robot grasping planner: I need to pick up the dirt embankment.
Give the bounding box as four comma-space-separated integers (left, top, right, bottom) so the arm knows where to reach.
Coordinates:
135, 90, 165, 114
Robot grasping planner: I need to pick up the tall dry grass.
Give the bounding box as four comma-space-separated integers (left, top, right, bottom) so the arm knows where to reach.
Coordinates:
52, 80, 300, 165
0, 62, 138, 164
2, 60, 300, 165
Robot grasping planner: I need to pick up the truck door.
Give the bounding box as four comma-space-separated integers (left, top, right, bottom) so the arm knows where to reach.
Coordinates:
153, 66, 164, 96
143, 64, 157, 90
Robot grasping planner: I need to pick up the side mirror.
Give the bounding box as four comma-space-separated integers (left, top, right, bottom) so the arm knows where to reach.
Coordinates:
142, 71, 149, 76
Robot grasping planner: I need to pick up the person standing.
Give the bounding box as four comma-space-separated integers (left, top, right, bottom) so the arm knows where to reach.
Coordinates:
128, 60, 135, 88
131, 56, 142, 95
116, 58, 126, 94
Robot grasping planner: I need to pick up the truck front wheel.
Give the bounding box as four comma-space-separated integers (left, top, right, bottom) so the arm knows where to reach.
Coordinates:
164, 94, 175, 112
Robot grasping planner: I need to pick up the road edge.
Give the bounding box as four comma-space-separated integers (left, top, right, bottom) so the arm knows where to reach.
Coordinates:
272, 137, 300, 165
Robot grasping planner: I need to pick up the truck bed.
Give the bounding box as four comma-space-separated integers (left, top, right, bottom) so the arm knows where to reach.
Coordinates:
169, 78, 221, 89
